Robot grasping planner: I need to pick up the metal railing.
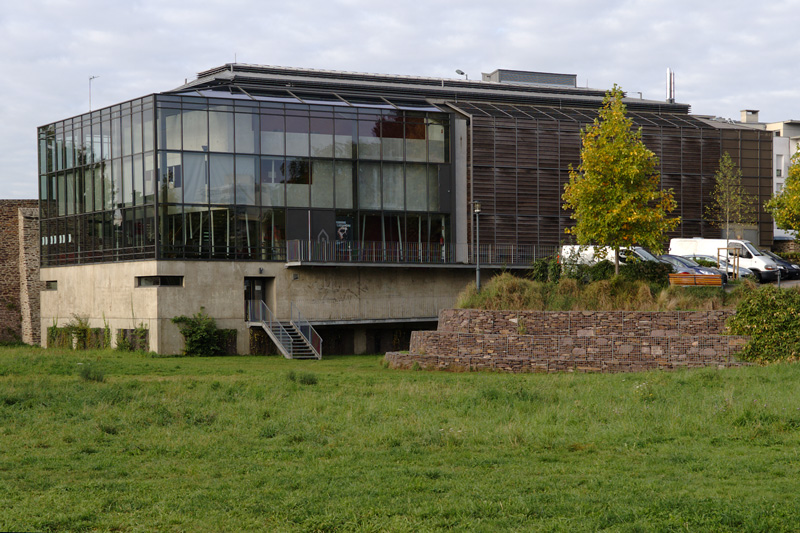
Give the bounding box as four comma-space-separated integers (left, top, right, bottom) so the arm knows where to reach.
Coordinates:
286, 240, 558, 266
474, 244, 559, 266
291, 302, 322, 359
247, 300, 294, 359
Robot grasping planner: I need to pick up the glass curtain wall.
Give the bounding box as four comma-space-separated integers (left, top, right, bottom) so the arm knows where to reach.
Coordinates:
39, 97, 156, 266
39, 93, 451, 265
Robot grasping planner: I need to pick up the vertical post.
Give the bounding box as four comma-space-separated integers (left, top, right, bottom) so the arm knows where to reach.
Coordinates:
474, 201, 481, 292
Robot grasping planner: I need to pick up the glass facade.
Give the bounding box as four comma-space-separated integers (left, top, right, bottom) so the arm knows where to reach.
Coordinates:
39, 93, 452, 266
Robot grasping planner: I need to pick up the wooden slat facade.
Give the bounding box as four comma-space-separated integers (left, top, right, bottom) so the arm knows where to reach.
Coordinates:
464, 101, 774, 249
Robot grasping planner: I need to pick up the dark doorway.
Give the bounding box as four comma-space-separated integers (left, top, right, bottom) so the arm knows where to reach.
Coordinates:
244, 277, 273, 321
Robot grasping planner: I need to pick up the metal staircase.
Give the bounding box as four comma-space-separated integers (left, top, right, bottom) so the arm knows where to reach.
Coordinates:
247, 300, 322, 359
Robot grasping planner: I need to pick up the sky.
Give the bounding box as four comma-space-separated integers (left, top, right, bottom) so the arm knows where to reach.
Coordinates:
1, 0, 798, 199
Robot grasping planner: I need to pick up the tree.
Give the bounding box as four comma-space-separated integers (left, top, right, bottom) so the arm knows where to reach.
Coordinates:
705, 152, 757, 240
765, 149, 800, 237
562, 86, 679, 275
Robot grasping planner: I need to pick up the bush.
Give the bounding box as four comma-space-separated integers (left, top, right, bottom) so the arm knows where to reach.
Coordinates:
726, 286, 800, 362
620, 260, 672, 286
171, 308, 235, 357
287, 370, 318, 385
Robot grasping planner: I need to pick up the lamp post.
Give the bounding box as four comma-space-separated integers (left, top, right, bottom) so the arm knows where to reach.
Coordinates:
89, 75, 99, 111
473, 201, 481, 292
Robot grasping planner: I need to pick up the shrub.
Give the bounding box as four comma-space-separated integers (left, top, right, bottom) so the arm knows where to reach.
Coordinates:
287, 370, 318, 385
528, 258, 550, 283
171, 308, 234, 357
620, 260, 672, 286
726, 286, 800, 362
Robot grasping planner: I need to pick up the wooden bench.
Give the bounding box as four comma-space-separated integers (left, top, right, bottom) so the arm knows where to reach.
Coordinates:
668, 274, 724, 287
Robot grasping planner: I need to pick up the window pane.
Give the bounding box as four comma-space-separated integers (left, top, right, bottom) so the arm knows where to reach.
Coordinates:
210, 207, 234, 258
209, 154, 235, 204
160, 152, 183, 204
286, 116, 309, 157
260, 157, 285, 206
428, 118, 447, 163
93, 166, 103, 212
144, 153, 155, 203
143, 108, 154, 153
428, 165, 440, 211
406, 163, 427, 211
235, 112, 258, 154
381, 113, 404, 161
183, 109, 208, 152
66, 171, 75, 215
310, 116, 334, 158
103, 163, 112, 210
158, 108, 182, 150
260, 114, 284, 155
334, 115, 355, 159
122, 156, 133, 207
406, 115, 426, 162
235, 155, 257, 205
311, 160, 334, 208
286, 158, 309, 207
357, 162, 380, 209
358, 118, 380, 159
382, 163, 404, 210
235, 206, 260, 259
112, 159, 122, 207
184, 153, 208, 204
335, 161, 353, 209
122, 114, 132, 157
133, 155, 144, 205
132, 112, 143, 154
209, 111, 234, 152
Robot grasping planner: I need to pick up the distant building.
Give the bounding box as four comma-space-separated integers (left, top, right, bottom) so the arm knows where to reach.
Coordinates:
37, 64, 774, 354
732, 110, 800, 242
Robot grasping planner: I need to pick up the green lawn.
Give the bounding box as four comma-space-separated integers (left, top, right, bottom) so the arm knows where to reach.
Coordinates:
2, 346, 800, 532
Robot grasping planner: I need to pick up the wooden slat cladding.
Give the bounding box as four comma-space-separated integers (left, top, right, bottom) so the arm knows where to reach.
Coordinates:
467, 101, 772, 248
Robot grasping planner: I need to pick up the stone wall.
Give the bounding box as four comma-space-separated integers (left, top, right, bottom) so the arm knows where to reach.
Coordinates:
773, 240, 800, 254
0, 200, 39, 344
18, 208, 42, 344
386, 308, 748, 374
437, 309, 733, 337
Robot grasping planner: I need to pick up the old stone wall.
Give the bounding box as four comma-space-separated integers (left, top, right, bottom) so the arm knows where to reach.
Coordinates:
0, 200, 38, 343
18, 208, 42, 344
387, 308, 748, 374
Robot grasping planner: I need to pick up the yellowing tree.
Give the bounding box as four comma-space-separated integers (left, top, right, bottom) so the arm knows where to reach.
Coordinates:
562, 86, 679, 274
765, 149, 800, 236
705, 152, 757, 240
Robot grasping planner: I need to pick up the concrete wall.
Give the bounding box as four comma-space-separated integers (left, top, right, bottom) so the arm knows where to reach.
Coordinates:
40, 260, 476, 355
0, 200, 39, 344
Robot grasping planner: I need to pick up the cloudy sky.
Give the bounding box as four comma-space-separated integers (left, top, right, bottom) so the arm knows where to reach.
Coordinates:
1, 0, 798, 199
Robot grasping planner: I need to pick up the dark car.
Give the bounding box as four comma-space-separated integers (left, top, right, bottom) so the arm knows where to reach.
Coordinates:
761, 250, 800, 280
658, 254, 727, 284
681, 254, 755, 280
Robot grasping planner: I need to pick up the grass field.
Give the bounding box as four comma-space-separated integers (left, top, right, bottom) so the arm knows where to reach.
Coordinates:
2, 346, 800, 532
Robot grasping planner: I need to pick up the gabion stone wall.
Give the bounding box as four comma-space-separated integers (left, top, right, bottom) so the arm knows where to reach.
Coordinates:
385, 309, 748, 374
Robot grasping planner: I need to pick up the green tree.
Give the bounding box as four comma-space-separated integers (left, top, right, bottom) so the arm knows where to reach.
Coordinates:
765, 149, 800, 236
705, 152, 757, 241
562, 86, 679, 275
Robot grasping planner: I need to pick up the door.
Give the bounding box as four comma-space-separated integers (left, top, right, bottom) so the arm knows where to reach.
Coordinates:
244, 277, 270, 321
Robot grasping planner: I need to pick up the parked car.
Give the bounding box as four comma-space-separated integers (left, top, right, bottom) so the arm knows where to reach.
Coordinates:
669, 238, 779, 283
760, 250, 800, 280
680, 254, 754, 280
658, 254, 727, 284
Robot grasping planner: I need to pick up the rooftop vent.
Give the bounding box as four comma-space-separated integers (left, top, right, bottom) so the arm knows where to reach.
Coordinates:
740, 109, 760, 123
481, 69, 577, 87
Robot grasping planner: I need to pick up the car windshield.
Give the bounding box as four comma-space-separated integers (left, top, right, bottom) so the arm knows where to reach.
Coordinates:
761, 250, 780, 261
669, 255, 696, 268
743, 242, 762, 256
633, 247, 659, 261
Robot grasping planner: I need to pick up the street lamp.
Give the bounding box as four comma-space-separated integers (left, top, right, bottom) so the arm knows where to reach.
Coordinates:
473, 201, 481, 292
455, 69, 468, 80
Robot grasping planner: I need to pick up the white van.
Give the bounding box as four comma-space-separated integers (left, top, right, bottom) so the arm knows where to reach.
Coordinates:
668, 238, 778, 282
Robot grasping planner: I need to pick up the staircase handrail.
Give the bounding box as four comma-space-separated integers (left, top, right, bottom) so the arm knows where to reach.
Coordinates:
290, 301, 323, 359
249, 300, 294, 358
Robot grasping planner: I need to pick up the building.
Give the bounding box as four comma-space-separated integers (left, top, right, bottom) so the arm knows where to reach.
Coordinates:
37, 64, 775, 355
731, 109, 800, 244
